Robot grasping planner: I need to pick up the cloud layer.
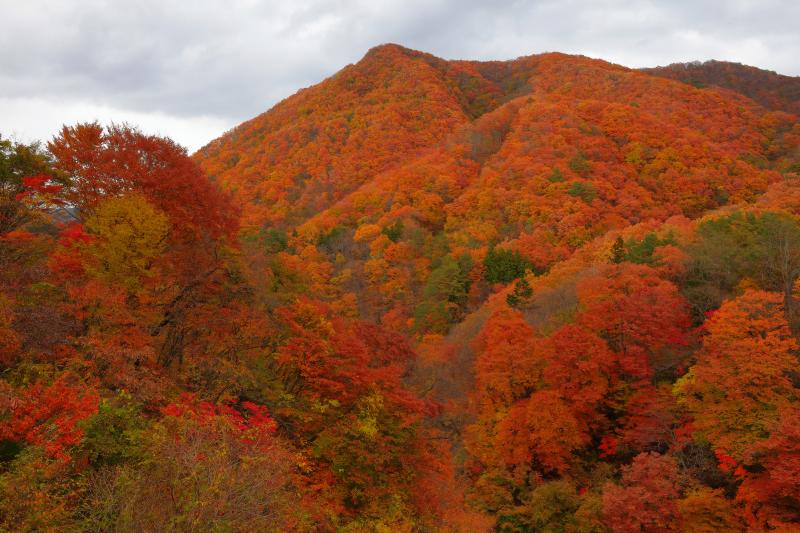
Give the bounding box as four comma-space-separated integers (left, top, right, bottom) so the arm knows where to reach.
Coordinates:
2, 0, 798, 151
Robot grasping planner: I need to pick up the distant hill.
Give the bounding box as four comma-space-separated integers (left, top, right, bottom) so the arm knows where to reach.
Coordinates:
643, 59, 800, 115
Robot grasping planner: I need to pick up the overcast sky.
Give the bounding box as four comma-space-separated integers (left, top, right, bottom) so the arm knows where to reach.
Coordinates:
2, 0, 798, 152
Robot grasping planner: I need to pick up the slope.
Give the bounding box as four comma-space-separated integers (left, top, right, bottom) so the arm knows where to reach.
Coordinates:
194, 44, 541, 230
643, 60, 800, 116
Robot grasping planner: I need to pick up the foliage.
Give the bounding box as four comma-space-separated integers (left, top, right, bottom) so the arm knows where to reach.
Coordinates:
506, 277, 533, 307
0, 376, 99, 462
675, 290, 797, 458
567, 181, 596, 202
2, 44, 800, 529
682, 211, 800, 322
83, 194, 169, 292
80, 395, 303, 531
79, 393, 147, 467
484, 246, 533, 284
414, 254, 472, 332
622, 232, 676, 265
645, 59, 800, 115
601, 452, 681, 532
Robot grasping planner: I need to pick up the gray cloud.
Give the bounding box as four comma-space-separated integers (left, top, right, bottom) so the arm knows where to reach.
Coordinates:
1, 0, 798, 151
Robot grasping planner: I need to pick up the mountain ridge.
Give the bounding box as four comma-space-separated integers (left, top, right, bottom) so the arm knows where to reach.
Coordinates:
644, 59, 800, 115
195, 45, 796, 242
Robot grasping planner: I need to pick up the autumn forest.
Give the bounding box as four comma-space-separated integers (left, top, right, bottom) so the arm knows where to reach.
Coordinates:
2, 44, 800, 531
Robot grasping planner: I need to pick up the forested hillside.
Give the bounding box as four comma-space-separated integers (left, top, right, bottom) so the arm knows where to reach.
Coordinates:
644, 60, 800, 115
2, 44, 800, 531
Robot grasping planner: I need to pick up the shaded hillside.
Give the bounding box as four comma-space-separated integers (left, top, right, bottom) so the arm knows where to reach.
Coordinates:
644, 60, 800, 115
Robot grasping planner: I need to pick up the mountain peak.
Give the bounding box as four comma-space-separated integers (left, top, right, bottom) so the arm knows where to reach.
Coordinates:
364, 42, 416, 57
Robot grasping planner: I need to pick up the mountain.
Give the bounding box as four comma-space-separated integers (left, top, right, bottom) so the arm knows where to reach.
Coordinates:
197, 45, 797, 234
195, 44, 798, 325
190, 45, 800, 529
194, 44, 536, 228
644, 59, 800, 115
2, 45, 800, 531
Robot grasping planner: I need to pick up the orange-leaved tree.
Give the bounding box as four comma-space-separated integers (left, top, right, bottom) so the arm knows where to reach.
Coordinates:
675, 290, 798, 459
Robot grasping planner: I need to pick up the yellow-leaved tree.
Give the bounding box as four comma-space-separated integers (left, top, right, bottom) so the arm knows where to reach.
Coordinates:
84, 193, 169, 292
